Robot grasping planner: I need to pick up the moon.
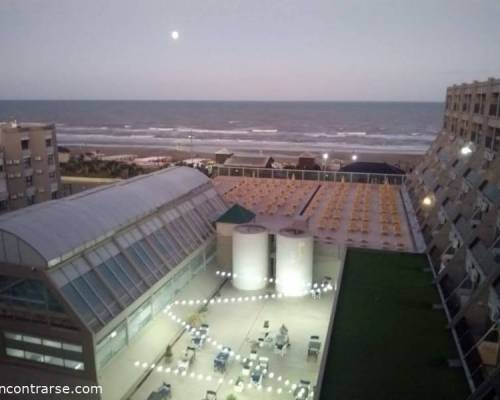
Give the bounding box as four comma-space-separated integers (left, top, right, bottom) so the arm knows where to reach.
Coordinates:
171, 31, 179, 40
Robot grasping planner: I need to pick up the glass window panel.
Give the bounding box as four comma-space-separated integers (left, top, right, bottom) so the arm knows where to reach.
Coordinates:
64, 359, 84, 370
61, 282, 102, 331
124, 247, 157, 286
82, 271, 121, 316
133, 242, 162, 278
44, 355, 64, 366
95, 263, 133, 307
42, 339, 62, 349
62, 343, 83, 352
128, 301, 152, 339
155, 229, 184, 264
25, 351, 44, 363
5, 332, 22, 341
6, 348, 24, 358
71, 276, 113, 322
23, 335, 42, 345
107, 256, 142, 297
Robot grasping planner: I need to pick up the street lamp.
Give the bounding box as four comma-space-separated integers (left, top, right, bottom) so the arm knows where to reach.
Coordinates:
322, 153, 328, 171
188, 135, 193, 163
460, 143, 474, 156
422, 195, 433, 207
351, 154, 358, 161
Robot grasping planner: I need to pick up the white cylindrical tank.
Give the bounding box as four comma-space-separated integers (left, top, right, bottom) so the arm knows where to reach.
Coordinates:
232, 224, 269, 291
276, 228, 313, 297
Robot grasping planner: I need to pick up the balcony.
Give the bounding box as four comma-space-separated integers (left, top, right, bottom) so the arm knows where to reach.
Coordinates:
464, 170, 483, 189
481, 182, 500, 207
443, 202, 459, 222
454, 216, 472, 243
50, 182, 59, 192
469, 241, 497, 278
21, 149, 31, 159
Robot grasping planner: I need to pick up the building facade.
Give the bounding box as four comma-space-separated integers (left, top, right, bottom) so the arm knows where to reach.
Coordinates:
0, 167, 227, 397
406, 78, 500, 399
0, 121, 61, 212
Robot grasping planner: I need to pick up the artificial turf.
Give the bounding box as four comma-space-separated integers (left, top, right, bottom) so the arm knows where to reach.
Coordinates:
319, 249, 470, 400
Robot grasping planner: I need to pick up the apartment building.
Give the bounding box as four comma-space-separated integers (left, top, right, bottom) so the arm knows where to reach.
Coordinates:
0, 121, 61, 211
406, 78, 500, 400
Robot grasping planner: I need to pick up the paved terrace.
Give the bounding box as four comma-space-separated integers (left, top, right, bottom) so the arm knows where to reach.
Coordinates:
130, 243, 342, 400
213, 176, 415, 252
319, 249, 470, 400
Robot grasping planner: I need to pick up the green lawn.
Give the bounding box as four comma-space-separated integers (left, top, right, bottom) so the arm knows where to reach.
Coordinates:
320, 249, 470, 400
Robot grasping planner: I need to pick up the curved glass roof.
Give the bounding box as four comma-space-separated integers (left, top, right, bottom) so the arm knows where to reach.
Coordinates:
0, 167, 210, 267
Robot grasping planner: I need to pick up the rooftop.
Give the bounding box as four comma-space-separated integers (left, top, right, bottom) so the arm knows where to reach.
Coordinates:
223, 154, 272, 168
320, 249, 469, 400
216, 203, 256, 225
339, 161, 405, 175
0, 167, 211, 267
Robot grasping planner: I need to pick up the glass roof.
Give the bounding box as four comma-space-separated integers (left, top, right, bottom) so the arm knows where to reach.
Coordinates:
0, 167, 214, 267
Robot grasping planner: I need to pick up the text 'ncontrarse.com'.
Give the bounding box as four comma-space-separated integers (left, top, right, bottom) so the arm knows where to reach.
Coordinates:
0, 385, 103, 396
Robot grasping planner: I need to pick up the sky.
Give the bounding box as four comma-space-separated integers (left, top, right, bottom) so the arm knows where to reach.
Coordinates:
0, 0, 499, 101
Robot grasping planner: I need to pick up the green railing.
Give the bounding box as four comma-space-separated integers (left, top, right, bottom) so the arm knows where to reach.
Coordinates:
212, 165, 406, 185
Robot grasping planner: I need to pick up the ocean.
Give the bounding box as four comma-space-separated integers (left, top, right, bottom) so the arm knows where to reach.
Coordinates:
0, 100, 443, 155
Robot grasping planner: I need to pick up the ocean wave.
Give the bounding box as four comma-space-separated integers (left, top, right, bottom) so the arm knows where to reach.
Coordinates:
147, 127, 174, 132
250, 129, 279, 133
336, 132, 367, 137
57, 133, 429, 154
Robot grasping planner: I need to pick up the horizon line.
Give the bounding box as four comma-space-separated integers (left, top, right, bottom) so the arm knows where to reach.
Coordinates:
0, 98, 444, 104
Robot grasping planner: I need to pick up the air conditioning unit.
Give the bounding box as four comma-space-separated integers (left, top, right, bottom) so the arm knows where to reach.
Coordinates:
36, 169, 43, 174
7, 174, 15, 179
6, 160, 13, 165
13, 160, 20, 165
10, 194, 17, 200
38, 188, 45, 193
35, 156, 42, 161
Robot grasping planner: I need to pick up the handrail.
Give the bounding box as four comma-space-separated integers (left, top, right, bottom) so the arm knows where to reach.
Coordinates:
212, 165, 406, 185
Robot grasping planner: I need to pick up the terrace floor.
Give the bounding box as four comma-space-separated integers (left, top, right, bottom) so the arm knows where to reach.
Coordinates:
213, 176, 415, 252
320, 249, 470, 400
130, 243, 341, 400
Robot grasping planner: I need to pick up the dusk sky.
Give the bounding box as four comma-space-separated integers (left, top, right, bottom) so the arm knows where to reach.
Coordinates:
1, 0, 499, 101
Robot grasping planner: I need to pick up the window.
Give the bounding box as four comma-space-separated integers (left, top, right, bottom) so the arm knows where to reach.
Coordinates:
23, 158, 31, 168
62, 343, 83, 353
3, 332, 85, 371
48, 155, 54, 165
25, 175, 33, 186
21, 139, 29, 150
46, 138, 52, 147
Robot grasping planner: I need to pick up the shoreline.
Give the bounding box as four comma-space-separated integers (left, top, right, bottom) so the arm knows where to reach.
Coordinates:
65, 144, 424, 171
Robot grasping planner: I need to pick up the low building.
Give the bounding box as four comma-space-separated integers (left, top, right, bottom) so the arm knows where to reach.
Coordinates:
297, 151, 317, 169
214, 148, 233, 165
57, 146, 71, 164
223, 154, 273, 169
